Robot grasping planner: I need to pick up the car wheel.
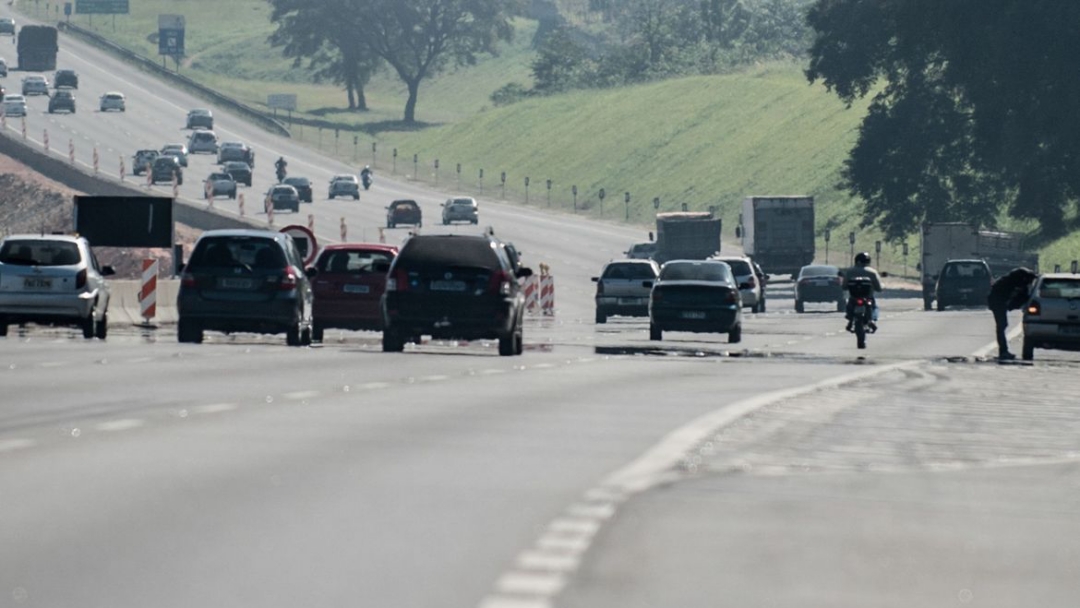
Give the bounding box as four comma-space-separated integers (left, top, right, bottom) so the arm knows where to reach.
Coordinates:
312, 322, 324, 343
649, 324, 662, 341
388, 222, 395, 229
329, 194, 335, 200
795, 299, 804, 313
82, 310, 96, 339
443, 220, 449, 226
177, 318, 203, 343
751, 302, 760, 314
300, 326, 312, 346
514, 325, 524, 355
382, 329, 405, 352
936, 300, 946, 312
0, 319, 7, 337
595, 310, 607, 324
94, 312, 108, 340
286, 323, 302, 347
923, 297, 933, 311
728, 323, 742, 344
1022, 338, 1034, 361
498, 330, 516, 356
353, 195, 359, 200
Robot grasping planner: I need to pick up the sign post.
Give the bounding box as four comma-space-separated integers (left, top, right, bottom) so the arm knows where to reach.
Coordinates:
158, 14, 186, 71
598, 188, 606, 217
824, 229, 831, 264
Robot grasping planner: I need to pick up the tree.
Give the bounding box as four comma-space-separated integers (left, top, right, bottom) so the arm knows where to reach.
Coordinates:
532, 26, 592, 93
353, 0, 519, 123
806, 0, 1080, 235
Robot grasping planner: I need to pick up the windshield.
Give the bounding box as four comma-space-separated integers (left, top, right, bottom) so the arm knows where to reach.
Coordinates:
0, 240, 80, 266
800, 265, 839, 278
602, 263, 656, 280
660, 261, 731, 282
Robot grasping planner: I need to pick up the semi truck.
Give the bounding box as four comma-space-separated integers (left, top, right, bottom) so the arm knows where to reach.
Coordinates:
736, 195, 815, 275
17, 25, 58, 72
652, 211, 722, 263
919, 222, 1039, 310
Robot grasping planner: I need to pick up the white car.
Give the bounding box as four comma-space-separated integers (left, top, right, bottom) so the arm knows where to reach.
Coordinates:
2, 94, 27, 117
713, 255, 765, 313
22, 75, 49, 96
187, 129, 219, 154
99, 92, 126, 112
161, 143, 189, 167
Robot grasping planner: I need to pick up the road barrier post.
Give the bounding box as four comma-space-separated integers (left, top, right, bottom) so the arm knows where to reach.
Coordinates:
238, 193, 245, 217
21, 117, 27, 141
139, 258, 159, 324
1, 113, 6, 130
378, 227, 385, 244
119, 157, 125, 181
172, 174, 179, 200
204, 180, 214, 208
43, 129, 49, 152
68, 139, 75, 163
92, 148, 99, 173
266, 196, 274, 226
307, 213, 315, 232
340, 217, 347, 241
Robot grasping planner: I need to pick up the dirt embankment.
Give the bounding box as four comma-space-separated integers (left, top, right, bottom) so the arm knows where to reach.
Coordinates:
0, 154, 200, 278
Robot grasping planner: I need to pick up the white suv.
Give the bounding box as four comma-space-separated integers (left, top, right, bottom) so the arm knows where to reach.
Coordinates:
187, 130, 219, 154
713, 255, 764, 313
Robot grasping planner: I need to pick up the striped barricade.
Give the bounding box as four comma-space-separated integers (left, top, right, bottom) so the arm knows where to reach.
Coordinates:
139, 258, 159, 323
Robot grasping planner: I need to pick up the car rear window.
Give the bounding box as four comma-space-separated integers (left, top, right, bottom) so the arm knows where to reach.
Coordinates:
188, 237, 284, 270
192, 133, 215, 142
209, 173, 231, 181
800, 265, 839, 278
719, 260, 751, 275
393, 201, 418, 210
1039, 279, 1080, 299
602, 263, 656, 280
943, 263, 989, 278
396, 237, 500, 270
660, 262, 731, 282
317, 249, 395, 274
0, 240, 81, 266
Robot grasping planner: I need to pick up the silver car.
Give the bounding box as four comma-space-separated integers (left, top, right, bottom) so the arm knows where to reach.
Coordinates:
2, 94, 27, 117
0, 235, 115, 339
99, 91, 126, 112
593, 259, 660, 323
1021, 273, 1080, 360
441, 197, 479, 224
161, 143, 189, 167
187, 129, 219, 154
21, 75, 49, 96
713, 255, 764, 313
266, 184, 300, 213
328, 175, 360, 199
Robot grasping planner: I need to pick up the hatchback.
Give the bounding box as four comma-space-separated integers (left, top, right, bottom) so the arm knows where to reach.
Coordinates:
1021, 274, 1080, 360
204, 172, 237, 199
177, 230, 314, 345
99, 91, 126, 112
0, 235, 114, 339
283, 177, 313, 203
187, 129, 219, 154
54, 69, 78, 89
217, 141, 252, 164
2, 94, 27, 117
795, 264, 845, 312
935, 259, 992, 311
310, 244, 398, 341
328, 175, 360, 199
649, 260, 742, 343
266, 184, 300, 213
0, 17, 14, 36
593, 259, 660, 323
381, 234, 532, 355
222, 161, 253, 186
186, 108, 214, 130
387, 200, 422, 228
441, 197, 479, 225
150, 156, 183, 185
160, 143, 189, 167
133, 149, 159, 175
47, 90, 75, 114
625, 242, 657, 260
22, 76, 48, 96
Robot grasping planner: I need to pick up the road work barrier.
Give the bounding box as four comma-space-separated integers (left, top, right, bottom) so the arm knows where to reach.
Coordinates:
524, 275, 540, 313
539, 264, 555, 317
139, 259, 158, 323
109, 280, 178, 325
340, 217, 347, 241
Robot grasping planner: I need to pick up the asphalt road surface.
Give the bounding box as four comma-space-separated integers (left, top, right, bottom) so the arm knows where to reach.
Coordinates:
3, 7, 1080, 608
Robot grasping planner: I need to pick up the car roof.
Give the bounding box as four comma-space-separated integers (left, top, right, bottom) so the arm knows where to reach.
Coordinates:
320, 243, 398, 254
57, 69, 75, 74
163, 143, 185, 148
208, 172, 232, 178
197, 229, 283, 240
221, 141, 244, 147
944, 259, 989, 265
391, 199, 418, 205
224, 160, 249, 167
284, 176, 310, 183
332, 174, 356, 180
102, 91, 124, 96
189, 108, 211, 114
271, 184, 296, 191
2, 234, 83, 244
1038, 273, 1080, 281
606, 259, 656, 265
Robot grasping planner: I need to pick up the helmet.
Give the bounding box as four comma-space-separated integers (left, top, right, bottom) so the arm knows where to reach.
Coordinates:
364, 165, 370, 170
854, 252, 871, 266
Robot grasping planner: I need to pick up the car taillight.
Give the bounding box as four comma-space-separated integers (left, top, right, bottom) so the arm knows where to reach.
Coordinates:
279, 270, 298, 291
856, 298, 866, 306
1026, 300, 1041, 316
596, 280, 605, 296
746, 277, 756, 289
386, 269, 408, 292
75, 269, 87, 289
489, 270, 512, 296
180, 272, 197, 288
725, 290, 739, 304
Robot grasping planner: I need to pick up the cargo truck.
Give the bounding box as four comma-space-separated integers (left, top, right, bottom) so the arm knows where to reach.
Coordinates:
17, 25, 58, 72
919, 222, 1039, 310
653, 211, 721, 264
736, 196, 815, 276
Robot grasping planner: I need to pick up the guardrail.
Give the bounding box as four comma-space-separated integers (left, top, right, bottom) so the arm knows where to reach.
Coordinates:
56, 21, 292, 139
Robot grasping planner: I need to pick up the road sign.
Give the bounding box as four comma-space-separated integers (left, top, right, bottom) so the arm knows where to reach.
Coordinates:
64, 2, 72, 16
280, 225, 318, 266
267, 94, 297, 111
75, 0, 128, 14
74, 196, 173, 248
158, 15, 185, 57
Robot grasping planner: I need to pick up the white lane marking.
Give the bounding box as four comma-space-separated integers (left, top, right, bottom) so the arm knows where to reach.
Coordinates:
495, 572, 566, 596
0, 438, 37, 453
516, 551, 580, 572
38, 361, 65, 368
547, 518, 600, 537
532, 363, 555, 369
478, 596, 551, 608
535, 535, 590, 554
972, 325, 1023, 359
192, 403, 238, 415
565, 502, 616, 520
480, 369, 506, 375
95, 419, 145, 432
359, 382, 391, 390
283, 390, 321, 401
421, 375, 450, 382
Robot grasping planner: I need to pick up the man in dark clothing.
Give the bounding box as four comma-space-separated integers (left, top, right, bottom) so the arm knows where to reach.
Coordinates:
987, 267, 1039, 360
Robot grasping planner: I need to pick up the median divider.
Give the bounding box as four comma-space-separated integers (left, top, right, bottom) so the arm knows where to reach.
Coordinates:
109, 280, 179, 326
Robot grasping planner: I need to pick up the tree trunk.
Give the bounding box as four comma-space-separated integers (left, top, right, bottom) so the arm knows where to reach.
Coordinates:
403, 79, 420, 123
346, 80, 356, 110
355, 84, 368, 111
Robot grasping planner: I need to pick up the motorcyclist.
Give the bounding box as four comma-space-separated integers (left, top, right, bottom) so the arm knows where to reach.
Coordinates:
843, 252, 883, 332
360, 165, 373, 188
274, 156, 287, 182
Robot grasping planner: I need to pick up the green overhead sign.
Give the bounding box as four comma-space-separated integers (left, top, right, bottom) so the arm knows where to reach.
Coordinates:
75, 0, 130, 14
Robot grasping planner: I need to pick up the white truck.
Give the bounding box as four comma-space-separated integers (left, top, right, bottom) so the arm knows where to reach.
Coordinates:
736, 196, 815, 276
919, 222, 1039, 310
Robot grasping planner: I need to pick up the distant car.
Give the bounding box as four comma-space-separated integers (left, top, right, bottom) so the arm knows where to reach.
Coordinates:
713, 255, 764, 313
2, 94, 27, 117
649, 260, 742, 343
0, 57, 8, 78
0, 17, 15, 36
0, 234, 115, 339
625, 242, 657, 259
935, 259, 992, 311
283, 177, 313, 203
186, 108, 213, 130
47, 89, 75, 114
160, 143, 189, 167
203, 172, 237, 199
441, 197, 479, 225
187, 129, 219, 154
266, 184, 300, 213
386, 199, 422, 228
1022, 273, 1080, 360
381, 233, 533, 355
328, 174, 360, 200
222, 161, 253, 186
794, 264, 845, 312
99, 91, 126, 112
309, 244, 398, 341
53, 69, 78, 89
133, 149, 159, 176
21, 75, 49, 96
592, 259, 660, 323
217, 141, 252, 164
150, 156, 183, 185
177, 230, 314, 346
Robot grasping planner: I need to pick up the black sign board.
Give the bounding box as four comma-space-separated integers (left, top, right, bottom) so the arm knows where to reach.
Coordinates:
74, 196, 174, 248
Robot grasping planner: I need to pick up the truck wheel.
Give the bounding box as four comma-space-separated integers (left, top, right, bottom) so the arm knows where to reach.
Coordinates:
795, 299, 804, 313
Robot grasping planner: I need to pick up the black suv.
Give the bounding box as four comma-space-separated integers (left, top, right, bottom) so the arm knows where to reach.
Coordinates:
935, 259, 992, 311
381, 234, 532, 355
47, 90, 75, 113
177, 230, 315, 345
54, 69, 78, 89
150, 156, 183, 185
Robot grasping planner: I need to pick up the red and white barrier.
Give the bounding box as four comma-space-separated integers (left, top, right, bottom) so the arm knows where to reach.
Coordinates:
120, 156, 126, 181
524, 275, 540, 312
1, 113, 6, 129
171, 175, 179, 199
378, 227, 386, 244
68, 139, 75, 163
21, 117, 26, 141
307, 213, 315, 232
205, 180, 214, 207
340, 217, 347, 241
540, 275, 555, 316
43, 129, 49, 152
266, 196, 274, 226
139, 258, 158, 322
238, 193, 245, 217
93, 148, 99, 173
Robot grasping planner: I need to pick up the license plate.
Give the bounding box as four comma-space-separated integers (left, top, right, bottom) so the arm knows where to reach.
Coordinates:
219, 278, 254, 289
343, 284, 370, 294
1059, 325, 1080, 335
959, 288, 973, 293
23, 277, 52, 290
430, 280, 466, 292
853, 306, 867, 315
617, 297, 641, 305
680, 311, 706, 320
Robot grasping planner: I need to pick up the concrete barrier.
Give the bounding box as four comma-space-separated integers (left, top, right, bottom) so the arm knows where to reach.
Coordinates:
109, 280, 179, 326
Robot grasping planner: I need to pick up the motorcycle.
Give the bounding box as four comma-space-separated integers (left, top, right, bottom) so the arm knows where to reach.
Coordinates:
846, 277, 876, 349
361, 172, 373, 190
275, 165, 287, 183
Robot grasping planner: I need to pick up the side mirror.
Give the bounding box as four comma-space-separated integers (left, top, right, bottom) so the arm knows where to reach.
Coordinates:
304, 267, 318, 278
516, 267, 534, 279
591, 277, 599, 282
642, 281, 653, 288
101, 265, 116, 277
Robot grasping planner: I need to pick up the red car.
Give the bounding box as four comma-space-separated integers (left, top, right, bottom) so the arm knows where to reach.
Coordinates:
310, 244, 398, 341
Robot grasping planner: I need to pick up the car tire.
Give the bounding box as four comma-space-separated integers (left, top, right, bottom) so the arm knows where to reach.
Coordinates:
300, 326, 312, 346
751, 302, 760, 314
936, 300, 946, 312
177, 318, 203, 343
443, 220, 449, 226
649, 324, 662, 341
95, 312, 108, 340
498, 330, 516, 356
82, 310, 96, 339
329, 194, 335, 200
728, 323, 742, 344
1022, 338, 1034, 361
759, 298, 766, 313
382, 329, 405, 352
924, 297, 933, 311
595, 310, 607, 324
353, 195, 359, 200
514, 325, 524, 355
312, 322, 324, 343
388, 222, 395, 229
286, 323, 302, 347
0, 319, 8, 337
795, 299, 804, 313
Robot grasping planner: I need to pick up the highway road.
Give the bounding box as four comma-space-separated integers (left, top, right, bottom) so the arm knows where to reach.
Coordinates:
3, 7, 1080, 608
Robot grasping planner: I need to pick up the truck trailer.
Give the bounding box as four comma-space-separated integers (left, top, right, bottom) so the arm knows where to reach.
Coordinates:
17, 25, 58, 72
919, 222, 1039, 310
737, 196, 815, 276
653, 212, 721, 264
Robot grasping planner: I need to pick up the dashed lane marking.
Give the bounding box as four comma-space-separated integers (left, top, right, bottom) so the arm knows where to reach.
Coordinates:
495, 572, 566, 596
95, 419, 145, 432
0, 438, 37, 453
515, 551, 580, 572
283, 390, 321, 401
191, 403, 238, 415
